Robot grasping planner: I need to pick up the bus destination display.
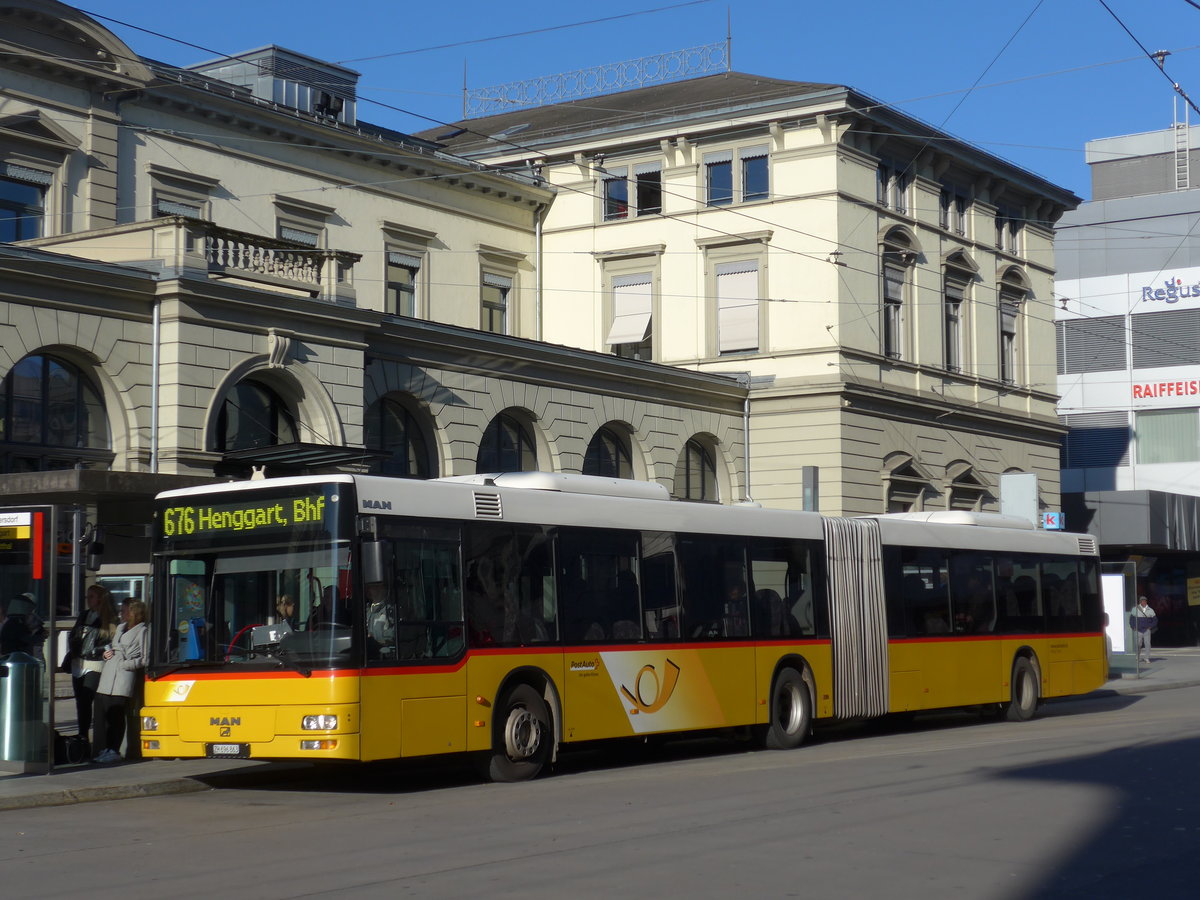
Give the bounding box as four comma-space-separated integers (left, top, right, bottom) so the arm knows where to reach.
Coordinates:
161, 495, 328, 538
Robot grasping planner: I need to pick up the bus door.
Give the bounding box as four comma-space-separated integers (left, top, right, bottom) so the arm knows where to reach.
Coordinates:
890, 548, 1002, 709
360, 527, 467, 760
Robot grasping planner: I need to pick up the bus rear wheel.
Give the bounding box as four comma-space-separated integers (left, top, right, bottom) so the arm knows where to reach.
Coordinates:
483, 684, 552, 782
1005, 657, 1039, 722
759, 667, 812, 750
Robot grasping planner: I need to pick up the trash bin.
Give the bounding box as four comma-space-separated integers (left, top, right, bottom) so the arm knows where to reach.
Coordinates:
0, 651, 45, 762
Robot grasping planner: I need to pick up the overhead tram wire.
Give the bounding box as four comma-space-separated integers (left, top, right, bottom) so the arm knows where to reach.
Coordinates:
335, 1, 715, 64
1097, 0, 1200, 117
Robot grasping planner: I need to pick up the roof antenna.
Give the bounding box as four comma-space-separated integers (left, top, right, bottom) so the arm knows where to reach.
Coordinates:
726, 6, 732, 72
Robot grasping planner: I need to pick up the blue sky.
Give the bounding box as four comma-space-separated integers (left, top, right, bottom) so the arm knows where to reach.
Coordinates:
81, 0, 1200, 200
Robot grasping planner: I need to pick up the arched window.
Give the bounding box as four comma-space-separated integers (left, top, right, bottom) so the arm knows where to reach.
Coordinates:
583, 426, 633, 479
883, 455, 930, 513
946, 462, 988, 512
0, 354, 111, 472
880, 229, 915, 360
998, 268, 1029, 385
216, 380, 297, 452
673, 438, 717, 502
941, 250, 979, 375
477, 412, 536, 473
365, 397, 433, 478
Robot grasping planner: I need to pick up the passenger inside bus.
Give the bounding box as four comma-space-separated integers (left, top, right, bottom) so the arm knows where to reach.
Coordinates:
753, 588, 802, 637
309, 585, 351, 628
274, 594, 298, 629
611, 570, 642, 640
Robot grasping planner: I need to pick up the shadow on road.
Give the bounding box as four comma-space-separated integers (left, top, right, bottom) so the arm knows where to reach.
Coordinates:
996, 733, 1200, 898
193, 692, 1143, 797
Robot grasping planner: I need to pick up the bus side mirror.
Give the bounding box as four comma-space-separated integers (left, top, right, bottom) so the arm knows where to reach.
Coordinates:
86, 541, 104, 571
362, 540, 391, 586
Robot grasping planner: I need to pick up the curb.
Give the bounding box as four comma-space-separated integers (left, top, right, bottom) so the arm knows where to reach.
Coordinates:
1084, 676, 1200, 699
0, 777, 212, 811
0, 760, 314, 812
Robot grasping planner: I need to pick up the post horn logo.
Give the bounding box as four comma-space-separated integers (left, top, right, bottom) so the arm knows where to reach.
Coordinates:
620, 658, 681, 714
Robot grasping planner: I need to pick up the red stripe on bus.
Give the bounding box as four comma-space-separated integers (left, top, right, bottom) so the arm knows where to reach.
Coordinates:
890, 631, 1104, 645
150, 638, 839, 682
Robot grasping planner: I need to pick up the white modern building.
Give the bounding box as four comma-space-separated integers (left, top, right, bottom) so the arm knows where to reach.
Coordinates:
1056, 124, 1200, 645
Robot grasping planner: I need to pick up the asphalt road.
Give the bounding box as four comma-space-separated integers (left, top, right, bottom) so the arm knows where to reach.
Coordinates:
5, 687, 1199, 899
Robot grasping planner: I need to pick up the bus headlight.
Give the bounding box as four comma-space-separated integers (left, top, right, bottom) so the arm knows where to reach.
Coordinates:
301, 740, 338, 750
142, 716, 159, 732
302, 715, 338, 730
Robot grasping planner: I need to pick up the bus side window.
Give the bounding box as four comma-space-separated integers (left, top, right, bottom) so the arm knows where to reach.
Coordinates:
1079, 558, 1103, 632
465, 525, 551, 647
557, 528, 641, 642
899, 548, 951, 636
375, 522, 465, 661
993, 556, 1042, 634
678, 536, 748, 639
641, 532, 678, 640
1043, 559, 1083, 633
747, 538, 807, 637
947, 552, 996, 634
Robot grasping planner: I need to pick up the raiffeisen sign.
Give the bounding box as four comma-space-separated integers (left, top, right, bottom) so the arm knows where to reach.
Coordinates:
1141, 275, 1200, 304
1132, 379, 1200, 399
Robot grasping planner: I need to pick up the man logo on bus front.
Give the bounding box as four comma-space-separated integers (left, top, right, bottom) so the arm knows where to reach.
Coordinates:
620, 659, 681, 714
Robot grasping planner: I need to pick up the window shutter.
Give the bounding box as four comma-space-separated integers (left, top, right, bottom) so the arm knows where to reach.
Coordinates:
1058, 315, 1126, 374
1131, 307, 1200, 368
606, 274, 653, 344
884, 266, 905, 302
716, 261, 759, 352
4, 164, 52, 186
387, 251, 421, 269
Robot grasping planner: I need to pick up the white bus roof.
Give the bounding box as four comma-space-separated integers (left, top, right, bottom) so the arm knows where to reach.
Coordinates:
155, 473, 1096, 556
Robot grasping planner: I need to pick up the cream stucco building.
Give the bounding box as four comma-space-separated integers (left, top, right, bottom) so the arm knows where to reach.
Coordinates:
423, 74, 1079, 514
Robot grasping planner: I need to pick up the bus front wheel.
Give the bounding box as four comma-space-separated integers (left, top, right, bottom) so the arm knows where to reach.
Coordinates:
483, 684, 552, 782
759, 667, 812, 750
1006, 657, 1039, 722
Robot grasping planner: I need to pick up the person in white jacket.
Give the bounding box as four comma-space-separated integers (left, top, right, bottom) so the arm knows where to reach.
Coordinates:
1130, 595, 1158, 663
92, 599, 148, 763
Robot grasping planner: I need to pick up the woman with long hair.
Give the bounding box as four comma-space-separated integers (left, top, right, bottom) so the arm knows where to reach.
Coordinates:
92, 598, 148, 763
67, 585, 119, 745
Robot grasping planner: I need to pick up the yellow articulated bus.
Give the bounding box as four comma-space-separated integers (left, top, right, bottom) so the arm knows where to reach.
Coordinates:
141, 472, 1105, 781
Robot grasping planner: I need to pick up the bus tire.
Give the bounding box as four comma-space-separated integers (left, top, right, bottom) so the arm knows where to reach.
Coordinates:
483, 684, 552, 782
1006, 657, 1039, 722
760, 667, 811, 750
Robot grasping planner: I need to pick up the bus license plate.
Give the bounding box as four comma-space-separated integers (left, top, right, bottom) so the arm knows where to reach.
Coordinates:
206, 743, 250, 759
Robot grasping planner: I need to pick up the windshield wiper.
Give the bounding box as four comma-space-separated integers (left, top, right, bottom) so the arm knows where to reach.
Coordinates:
147, 660, 225, 681
270, 648, 312, 678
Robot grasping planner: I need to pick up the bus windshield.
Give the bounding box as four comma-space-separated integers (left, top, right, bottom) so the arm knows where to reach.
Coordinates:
150, 482, 358, 674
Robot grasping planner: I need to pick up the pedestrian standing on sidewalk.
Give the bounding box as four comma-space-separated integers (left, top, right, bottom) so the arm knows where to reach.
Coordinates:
92, 599, 148, 764
65, 585, 118, 745
1130, 595, 1158, 662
